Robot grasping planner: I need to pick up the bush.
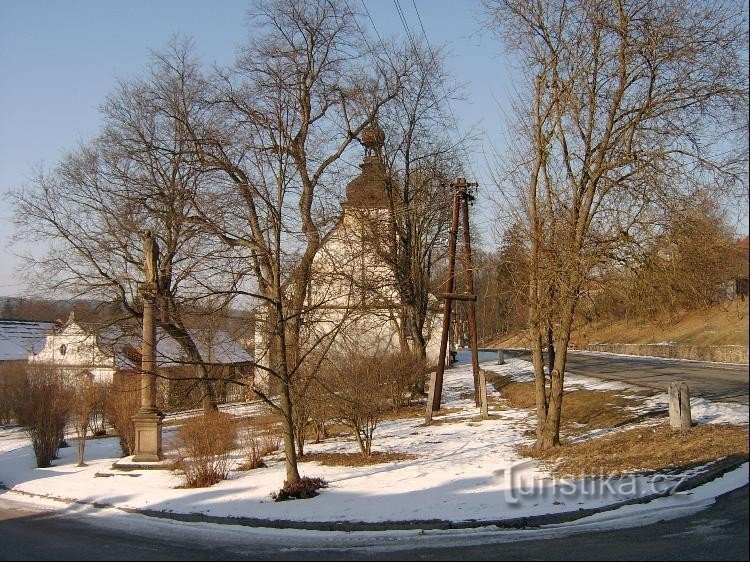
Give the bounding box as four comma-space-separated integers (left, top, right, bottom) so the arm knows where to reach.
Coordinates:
321, 350, 425, 457
380, 351, 428, 409
0, 361, 26, 425
290, 362, 332, 457
175, 410, 237, 487
71, 375, 98, 466
272, 476, 328, 501
89, 382, 109, 436
238, 425, 281, 471
103, 375, 140, 456
15, 365, 72, 468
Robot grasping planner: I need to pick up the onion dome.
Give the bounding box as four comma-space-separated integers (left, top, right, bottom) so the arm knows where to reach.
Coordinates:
344, 122, 389, 209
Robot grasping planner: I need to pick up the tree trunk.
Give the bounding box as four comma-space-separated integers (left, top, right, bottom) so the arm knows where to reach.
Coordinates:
354, 425, 367, 457
279, 382, 300, 485
76, 428, 87, 467
546, 324, 555, 375
535, 314, 573, 449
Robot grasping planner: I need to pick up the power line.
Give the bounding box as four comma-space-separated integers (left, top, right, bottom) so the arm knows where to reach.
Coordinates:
359, 0, 476, 183
402, 0, 479, 184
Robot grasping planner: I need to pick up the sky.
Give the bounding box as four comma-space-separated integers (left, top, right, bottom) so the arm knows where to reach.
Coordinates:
0, 0, 516, 298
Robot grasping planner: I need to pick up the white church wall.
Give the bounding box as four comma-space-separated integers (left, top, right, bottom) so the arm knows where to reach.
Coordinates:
28, 320, 116, 384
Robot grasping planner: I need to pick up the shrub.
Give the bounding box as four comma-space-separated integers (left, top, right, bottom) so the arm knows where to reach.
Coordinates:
71, 374, 98, 466
321, 349, 424, 457
103, 374, 140, 456
15, 365, 72, 468
237, 423, 281, 470
272, 476, 328, 501
175, 410, 237, 487
380, 351, 428, 409
290, 365, 333, 457
89, 382, 109, 436
0, 361, 26, 425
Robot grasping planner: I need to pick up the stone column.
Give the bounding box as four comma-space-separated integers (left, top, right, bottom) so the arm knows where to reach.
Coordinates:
132, 281, 164, 462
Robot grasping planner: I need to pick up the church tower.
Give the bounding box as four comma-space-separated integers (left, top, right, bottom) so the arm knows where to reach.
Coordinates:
308, 123, 402, 352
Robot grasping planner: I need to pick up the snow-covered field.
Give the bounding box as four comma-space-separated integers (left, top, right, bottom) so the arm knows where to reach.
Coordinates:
0, 354, 747, 526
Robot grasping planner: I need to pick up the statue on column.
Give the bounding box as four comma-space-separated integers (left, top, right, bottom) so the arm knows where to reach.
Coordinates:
143, 229, 159, 287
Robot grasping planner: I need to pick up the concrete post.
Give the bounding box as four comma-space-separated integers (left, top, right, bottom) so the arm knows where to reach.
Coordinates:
496, 349, 505, 365
668, 381, 692, 431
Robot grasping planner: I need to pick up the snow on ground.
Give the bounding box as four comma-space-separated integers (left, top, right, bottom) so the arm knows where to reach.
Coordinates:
0, 353, 747, 526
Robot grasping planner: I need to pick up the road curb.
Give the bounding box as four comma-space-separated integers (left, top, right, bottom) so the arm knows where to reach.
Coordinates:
2, 454, 747, 532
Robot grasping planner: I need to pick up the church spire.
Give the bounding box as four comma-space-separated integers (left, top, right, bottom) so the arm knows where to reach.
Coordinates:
360, 121, 384, 158
344, 121, 389, 209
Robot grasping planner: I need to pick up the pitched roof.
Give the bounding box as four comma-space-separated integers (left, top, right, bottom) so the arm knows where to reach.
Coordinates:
104, 328, 253, 369
0, 320, 55, 361
27, 315, 253, 369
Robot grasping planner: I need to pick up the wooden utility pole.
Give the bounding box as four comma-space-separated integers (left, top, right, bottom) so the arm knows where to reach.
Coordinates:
425, 178, 488, 424
461, 184, 488, 418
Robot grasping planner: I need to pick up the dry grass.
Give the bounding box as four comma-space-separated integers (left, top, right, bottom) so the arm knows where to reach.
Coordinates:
490, 301, 749, 348
300, 451, 416, 467
486, 373, 650, 434
241, 413, 283, 430
575, 300, 749, 347
382, 404, 428, 421
522, 422, 749, 477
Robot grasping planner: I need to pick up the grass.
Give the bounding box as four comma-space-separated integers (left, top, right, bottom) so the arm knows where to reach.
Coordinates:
573, 300, 749, 347
485, 372, 651, 435
522, 422, 749, 477
382, 404, 429, 421
300, 451, 416, 466
491, 300, 749, 348
240, 413, 283, 430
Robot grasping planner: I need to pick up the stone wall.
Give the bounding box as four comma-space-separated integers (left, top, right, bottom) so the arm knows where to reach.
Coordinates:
579, 343, 748, 364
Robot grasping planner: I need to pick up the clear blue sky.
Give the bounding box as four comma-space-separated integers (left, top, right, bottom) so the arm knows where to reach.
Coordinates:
0, 0, 515, 297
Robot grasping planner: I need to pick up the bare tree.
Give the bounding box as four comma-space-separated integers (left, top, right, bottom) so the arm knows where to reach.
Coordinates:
71, 374, 98, 466
473, 221, 530, 342
614, 191, 747, 318
486, 0, 748, 449
11, 40, 235, 413
375, 41, 465, 364
180, 0, 413, 486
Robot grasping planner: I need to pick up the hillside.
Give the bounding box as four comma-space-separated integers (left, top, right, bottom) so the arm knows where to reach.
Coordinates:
492, 300, 749, 349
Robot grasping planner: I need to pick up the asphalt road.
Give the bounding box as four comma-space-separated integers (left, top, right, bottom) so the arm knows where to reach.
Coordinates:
499, 349, 749, 405
0, 485, 747, 561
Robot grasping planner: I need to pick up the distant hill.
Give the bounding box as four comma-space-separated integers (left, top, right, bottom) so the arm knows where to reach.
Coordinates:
491, 300, 749, 349
0, 296, 122, 324
0, 296, 254, 332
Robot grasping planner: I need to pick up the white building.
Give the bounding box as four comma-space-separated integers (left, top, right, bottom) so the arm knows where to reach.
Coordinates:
29, 312, 254, 407
275, 126, 442, 369
28, 313, 117, 383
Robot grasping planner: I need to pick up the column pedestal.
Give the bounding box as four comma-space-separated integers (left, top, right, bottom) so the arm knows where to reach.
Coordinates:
132, 409, 164, 462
